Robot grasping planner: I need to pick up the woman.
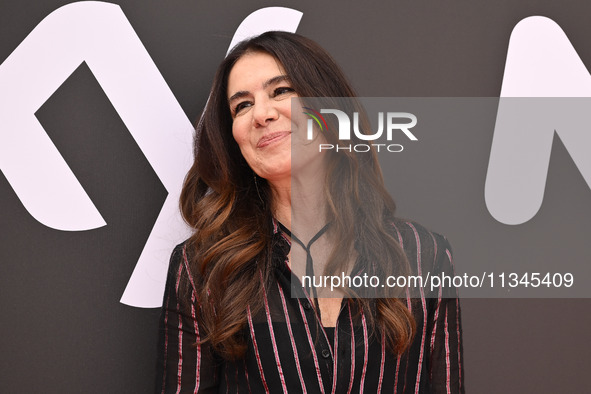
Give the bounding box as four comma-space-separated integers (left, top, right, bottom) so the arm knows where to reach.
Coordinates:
156, 31, 463, 393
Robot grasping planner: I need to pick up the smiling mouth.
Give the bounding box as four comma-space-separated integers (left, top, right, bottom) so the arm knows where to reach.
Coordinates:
257, 131, 291, 148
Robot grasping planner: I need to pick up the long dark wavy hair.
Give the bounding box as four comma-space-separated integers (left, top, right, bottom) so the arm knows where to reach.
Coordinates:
180, 31, 415, 360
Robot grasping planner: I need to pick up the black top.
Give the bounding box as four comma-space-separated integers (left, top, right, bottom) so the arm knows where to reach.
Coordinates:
156, 219, 464, 393
324, 327, 336, 347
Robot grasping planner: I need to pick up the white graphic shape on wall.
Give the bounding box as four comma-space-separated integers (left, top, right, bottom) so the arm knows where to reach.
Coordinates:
0, 2, 302, 307
227, 7, 303, 54
486, 16, 591, 225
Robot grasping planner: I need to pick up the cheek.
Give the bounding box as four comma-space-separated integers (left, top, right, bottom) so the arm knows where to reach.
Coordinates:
232, 122, 258, 168
281, 101, 293, 124
231, 121, 249, 148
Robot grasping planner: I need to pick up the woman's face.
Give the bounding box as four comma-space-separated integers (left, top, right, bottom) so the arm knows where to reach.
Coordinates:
227, 51, 296, 184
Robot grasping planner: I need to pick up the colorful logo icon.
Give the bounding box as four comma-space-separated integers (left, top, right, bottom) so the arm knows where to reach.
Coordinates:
302, 107, 329, 132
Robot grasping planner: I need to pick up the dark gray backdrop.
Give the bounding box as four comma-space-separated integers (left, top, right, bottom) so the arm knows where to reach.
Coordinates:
1, 0, 590, 392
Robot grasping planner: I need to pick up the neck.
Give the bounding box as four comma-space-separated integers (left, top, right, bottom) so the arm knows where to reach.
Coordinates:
269, 168, 328, 240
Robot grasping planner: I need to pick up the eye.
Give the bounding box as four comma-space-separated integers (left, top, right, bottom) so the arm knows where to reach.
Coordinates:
273, 86, 296, 97
232, 100, 252, 116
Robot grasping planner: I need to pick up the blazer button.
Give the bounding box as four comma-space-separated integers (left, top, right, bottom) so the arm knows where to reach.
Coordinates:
321, 349, 331, 358
303, 301, 312, 310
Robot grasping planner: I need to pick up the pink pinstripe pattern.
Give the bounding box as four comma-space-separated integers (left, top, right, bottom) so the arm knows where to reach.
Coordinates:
298, 299, 325, 394
190, 291, 201, 393
359, 311, 369, 394
391, 222, 403, 248
408, 223, 427, 394
392, 220, 410, 392
330, 320, 339, 394
346, 303, 355, 394
277, 284, 307, 393
394, 353, 401, 394
247, 306, 270, 393
261, 278, 288, 394
430, 285, 443, 375
181, 247, 198, 293
446, 246, 463, 391
444, 306, 451, 394
175, 260, 183, 296
377, 326, 385, 393
157, 224, 463, 393
445, 250, 453, 273
280, 232, 291, 245
429, 232, 442, 377
301, 287, 333, 362
161, 297, 170, 394
175, 260, 184, 394
243, 358, 252, 394
181, 247, 202, 394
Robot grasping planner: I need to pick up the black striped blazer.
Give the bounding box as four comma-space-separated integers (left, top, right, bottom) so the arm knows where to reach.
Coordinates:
156, 219, 464, 393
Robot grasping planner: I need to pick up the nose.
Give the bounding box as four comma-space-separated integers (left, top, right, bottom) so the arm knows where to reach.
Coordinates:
252, 95, 279, 127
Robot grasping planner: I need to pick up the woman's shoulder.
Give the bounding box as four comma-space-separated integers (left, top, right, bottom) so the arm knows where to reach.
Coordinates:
389, 217, 451, 248
164, 240, 198, 296
167, 240, 190, 271
388, 217, 454, 276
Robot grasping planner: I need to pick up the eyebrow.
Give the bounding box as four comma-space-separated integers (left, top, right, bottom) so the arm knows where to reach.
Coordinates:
227, 75, 290, 104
